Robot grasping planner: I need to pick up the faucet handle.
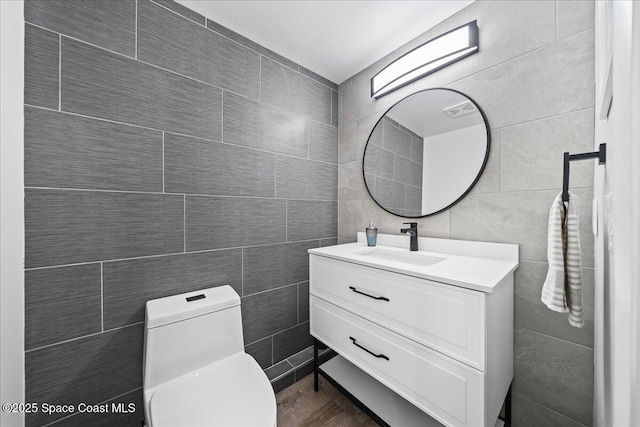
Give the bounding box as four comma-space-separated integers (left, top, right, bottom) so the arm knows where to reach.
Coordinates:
403, 222, 417, 228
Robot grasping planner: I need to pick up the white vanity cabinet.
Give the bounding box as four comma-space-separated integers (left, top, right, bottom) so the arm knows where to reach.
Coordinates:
309, 233, 518, 427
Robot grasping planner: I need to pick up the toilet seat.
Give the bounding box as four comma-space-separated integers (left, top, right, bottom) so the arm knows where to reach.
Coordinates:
149, 352, 277, 427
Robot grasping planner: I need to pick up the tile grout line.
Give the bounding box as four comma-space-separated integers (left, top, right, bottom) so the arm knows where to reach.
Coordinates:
58, 34, 61, 111
498, 128, 502, 193
221, 91, 224, 143
297, 284, 300, 323
162, 131, 165, 193
135, 0, 138, 59
43, 27, 337, 129
147, 0, 340, 90
100, 262, 104, 332
241, 248, 244, 297
271, 336, 274, 366
183, 195, 186, 253
23, 238, 331, 271
259, 56, 262, 103
24, 103, 339, 165
25, 322, 145, 353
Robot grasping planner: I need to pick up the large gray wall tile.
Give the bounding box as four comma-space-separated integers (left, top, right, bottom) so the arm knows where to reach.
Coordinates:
532, 402, 588, 427
374, 178, 405, 210
557, 0, 595, 40
276, 157, 337, 201
273, 322, 313, 364
394, 156, 422, 187
405, 186, 422, 212
361, 199, 451, 239
151, 0, 205, 25
205, 19, 298, 71
103, 250, 242, 329
338, 121, 358, 165
138, 0, 260, 100
500, 109, 594, 192
265, 360, 294, 380
332, 90, 339, 127
299, 65, 338, 91
245, 337, 272, 369
164, 133, 275, 197
515, 260, 594, 347
410, 136, 424, 164
298, 282, 310, 323
413, 0, 556, 96
513, 328, 593, 425
24, 24, 59, 109
25, 264, 102, 350
62, 38, 222, 140
450, 189, 593, 265
309, 122, 338, 163
223, 92, 308, 157
383, 119, 412, 158
25, 324, 143, 426
287, 346, 313, 368
25, 0, 135, 57
448, 29, 595, 129
185, 196, 286, 251
25, 107, 163, 192
338, 200, 363, 240
363, 144, 394, 181
262, 57, 333, 125
241, 285, 298, 344
272, 372, 295, 393
339, 161, 369, 202
287, 201, 337, 241
25, 189, 184, 268
243, 241, 318, 296
471, 129, 500, 195
513, 392, 533, 427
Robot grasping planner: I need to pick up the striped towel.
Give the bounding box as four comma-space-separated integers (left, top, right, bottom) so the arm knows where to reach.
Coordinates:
541, 191, 584, 328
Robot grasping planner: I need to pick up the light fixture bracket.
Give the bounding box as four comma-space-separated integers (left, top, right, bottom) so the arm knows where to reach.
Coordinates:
371, 20, 479, 99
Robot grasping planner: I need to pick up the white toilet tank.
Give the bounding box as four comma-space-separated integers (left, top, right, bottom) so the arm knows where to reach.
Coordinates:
143, 285, 245, 391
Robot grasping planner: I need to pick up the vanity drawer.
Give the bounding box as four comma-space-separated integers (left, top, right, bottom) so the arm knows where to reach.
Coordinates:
310, 255, 485, 370
311, 296, 484, 427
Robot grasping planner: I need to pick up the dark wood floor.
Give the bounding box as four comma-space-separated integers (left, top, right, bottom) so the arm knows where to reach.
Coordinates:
276, 373, 378, 427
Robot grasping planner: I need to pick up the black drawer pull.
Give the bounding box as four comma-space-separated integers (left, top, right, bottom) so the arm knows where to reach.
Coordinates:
349, 286, 389, 301
349, 336, 390, 361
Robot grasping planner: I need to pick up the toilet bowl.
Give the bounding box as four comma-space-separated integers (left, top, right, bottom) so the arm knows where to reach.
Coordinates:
143, 286, 277, 427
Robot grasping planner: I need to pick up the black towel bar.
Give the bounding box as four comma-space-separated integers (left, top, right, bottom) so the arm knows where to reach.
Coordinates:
562, 143, 607, 202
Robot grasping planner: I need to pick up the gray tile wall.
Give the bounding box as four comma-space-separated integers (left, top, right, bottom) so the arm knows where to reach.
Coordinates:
338, 1, 595, 426
364, 116, 423, 216
23, 0, 337, 425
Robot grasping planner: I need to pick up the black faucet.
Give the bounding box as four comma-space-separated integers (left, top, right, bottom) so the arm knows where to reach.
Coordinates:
400, 222, 418, 251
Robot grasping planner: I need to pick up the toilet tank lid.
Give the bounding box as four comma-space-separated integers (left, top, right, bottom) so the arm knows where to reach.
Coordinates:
145, 285, 240, 329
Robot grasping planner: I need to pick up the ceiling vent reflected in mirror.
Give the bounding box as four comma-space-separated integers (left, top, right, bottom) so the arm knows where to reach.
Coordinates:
443, 100, 478, 118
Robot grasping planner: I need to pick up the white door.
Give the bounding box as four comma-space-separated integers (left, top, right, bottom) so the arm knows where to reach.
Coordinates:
593, 1, 640, 426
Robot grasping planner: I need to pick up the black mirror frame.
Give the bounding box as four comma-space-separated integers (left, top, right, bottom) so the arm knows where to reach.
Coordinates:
362, 88, 491, 218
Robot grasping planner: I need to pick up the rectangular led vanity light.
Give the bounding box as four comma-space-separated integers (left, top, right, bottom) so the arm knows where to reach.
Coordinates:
371, 20, 479, 98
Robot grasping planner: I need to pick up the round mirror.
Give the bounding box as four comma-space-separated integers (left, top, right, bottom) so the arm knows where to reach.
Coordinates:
363, 88, 490, 217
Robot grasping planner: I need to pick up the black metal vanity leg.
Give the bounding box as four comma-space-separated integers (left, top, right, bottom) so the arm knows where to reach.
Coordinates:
313, 338, 319, 392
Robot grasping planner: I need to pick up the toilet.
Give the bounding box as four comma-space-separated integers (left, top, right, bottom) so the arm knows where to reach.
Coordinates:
142, 285, 277, 427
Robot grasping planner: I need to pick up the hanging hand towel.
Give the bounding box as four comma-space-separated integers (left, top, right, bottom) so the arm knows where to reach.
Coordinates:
541, 191, 584, 327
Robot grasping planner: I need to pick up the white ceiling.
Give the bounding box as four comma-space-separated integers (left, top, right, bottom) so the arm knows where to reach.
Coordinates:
387, 90, 484, 138
176, 1, 474, 85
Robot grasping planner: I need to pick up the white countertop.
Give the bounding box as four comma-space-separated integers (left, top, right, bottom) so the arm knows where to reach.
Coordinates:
309, 233, 519, 293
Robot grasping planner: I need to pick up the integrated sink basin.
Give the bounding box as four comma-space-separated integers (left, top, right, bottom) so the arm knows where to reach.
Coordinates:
355, 247, 445, 267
